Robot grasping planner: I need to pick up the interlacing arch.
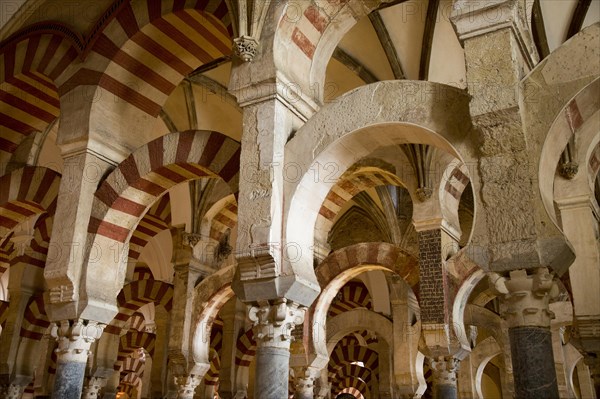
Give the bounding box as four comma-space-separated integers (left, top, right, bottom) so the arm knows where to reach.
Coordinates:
0, 166, 61, 238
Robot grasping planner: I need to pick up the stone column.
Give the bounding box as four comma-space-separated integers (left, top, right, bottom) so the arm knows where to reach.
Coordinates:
81, 376, 106, 398
491, 268, 560, 399
249, 299, 305, 399
430, 356, 459, 399
576, 360, 596, 399
50, 319, 105, 399
217, 299, 247, 399
293, 367, 319, 399
174, 375, 202, 399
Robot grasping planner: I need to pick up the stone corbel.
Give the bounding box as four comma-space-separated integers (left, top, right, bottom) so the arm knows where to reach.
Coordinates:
231, 0, 270, 62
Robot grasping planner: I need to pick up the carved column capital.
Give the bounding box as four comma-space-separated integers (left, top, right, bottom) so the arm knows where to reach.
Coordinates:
0, 384, 25, 399
430, 356, 460, 385
81, 376, 107, 399
490, 268, 559, 328
233, 35, 259, 62
50, 319, 106, 362
292, 366, 319, 396
174, 374, 202, 399
248, 299, 305, 349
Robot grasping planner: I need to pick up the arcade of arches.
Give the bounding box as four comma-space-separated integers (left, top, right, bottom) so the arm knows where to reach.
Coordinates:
0, 0, 599, 398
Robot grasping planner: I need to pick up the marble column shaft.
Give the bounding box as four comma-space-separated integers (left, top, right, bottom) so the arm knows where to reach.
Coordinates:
50, 319, 105, 399
249, 299, 305, 399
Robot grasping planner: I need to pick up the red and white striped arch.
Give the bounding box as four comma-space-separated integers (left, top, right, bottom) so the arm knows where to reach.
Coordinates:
0, 300, 8, 328
0, 23, 79, 155
273, 0, 389, 102
60, 0, 232, 120
85, 130, 239, 315
337, 387, 365, 399
328, 345, 379, 378
334, 363, 372, 385
89, 130, 239, 244
315, 168, 404, 250
208, 196, 237, 244
328, 281, 372, 317
0, 166, 61, 239
127, 193, 171, 264
0, 234, 15, 278
334, 377, 369, 399
20, 294, 50, 340
235, 327, 256, 367
310, 242, 418, 370
119, 331, 156, 360
105, 278, 173, 334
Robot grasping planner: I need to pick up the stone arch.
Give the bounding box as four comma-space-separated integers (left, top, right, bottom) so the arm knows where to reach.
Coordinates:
0, 166, 61, 238
326, 309, 393, 355
0, 24, 78, 156
63, 0, 233, 151
235, 327, 256, 367
104, 278, 174, 334
469, 336, 502, 399
62, 130, 239, 323
314, 167, 408, 253
273, 0, 390, 103
451, 269, 488, 355
284, 81, 475, 278
19, 293, 50, 340
187, 266, 235, 377
119, 331, 156, 359
540, 78, 600, 225
334, 377, 369, 399
0, 300, 8, 329
127, 193, 172, 267
311, 242, 418, 369
519, 23, 600, 274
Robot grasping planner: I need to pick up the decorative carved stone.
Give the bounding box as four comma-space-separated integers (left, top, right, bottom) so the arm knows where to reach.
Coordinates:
236, 245, 278, 281
0, 384, 25, 399
81, 376, 106, 399
174, 374, 202, 399
233, 36, 259, 62
48, 285, 76, 304
430, 356, 460, 385
292, 366, 319, 398
182, 232, 202, 249
50, 319, 106, 363
248, 299, 305, 349
416, 186, 433, 202
559, 161, 579, 179
490, 268, 559, 328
